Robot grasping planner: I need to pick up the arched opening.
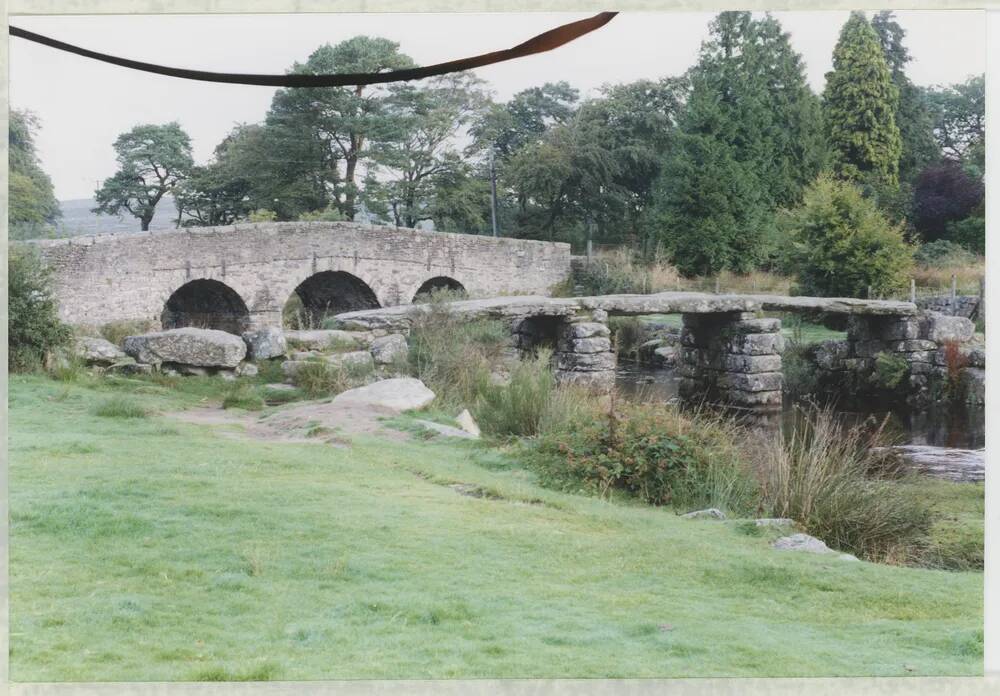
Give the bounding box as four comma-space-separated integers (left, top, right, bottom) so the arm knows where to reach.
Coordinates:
283, 271, 380, 329
412, 276, 467, 303
161, 279, 250, 335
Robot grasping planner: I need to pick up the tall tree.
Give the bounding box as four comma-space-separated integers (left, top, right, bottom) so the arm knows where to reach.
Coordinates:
925, 75, 985, 170
93, 122, 194, 231
871, 11, 940, 185
364, 72, 488, 229
267, 37, 415, 220
822, 11, 902, 188
652, 11, 823, 275
469, 82, 579, 159
9, 110, 61, 231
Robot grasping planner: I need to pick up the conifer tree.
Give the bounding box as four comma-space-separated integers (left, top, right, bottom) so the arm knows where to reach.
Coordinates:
822, 11, 903, 188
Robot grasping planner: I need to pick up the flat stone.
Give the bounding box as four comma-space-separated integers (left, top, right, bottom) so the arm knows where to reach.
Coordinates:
681, 508, 726, 520
242, 326, 287, 360
813, 340, 851, 370
369, 333, 408, 365
554, 369, 615, 390
878, 317, 920, 341
414, 419, 478, 439
331, 378, 436, 412
754, 518, 795, 527
105, 359, 152, 375
888, 339, 938, 352
773, 533, 833, 554
123, 328, 247, 368
731, 318, 781, 334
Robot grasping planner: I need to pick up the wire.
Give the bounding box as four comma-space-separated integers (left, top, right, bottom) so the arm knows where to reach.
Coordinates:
9, 12, 617, 87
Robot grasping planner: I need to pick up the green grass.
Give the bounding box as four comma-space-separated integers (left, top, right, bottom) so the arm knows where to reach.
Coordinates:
93, 396, 149, 419
8, 374, 983, 680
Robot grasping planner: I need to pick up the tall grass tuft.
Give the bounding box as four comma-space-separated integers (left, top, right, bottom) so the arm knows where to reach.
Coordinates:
99, 319, 156, 347
222, 384, 265, 411
94, 396, 149, 419
289, 361, 368, 398
407, 298, 508, 409
756, 404, 932, 562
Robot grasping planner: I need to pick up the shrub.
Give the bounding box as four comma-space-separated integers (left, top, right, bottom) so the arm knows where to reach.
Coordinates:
782, 343, 820, 399
8, 244, 72, 372
914, 239, 978, 268
608, 317, 652, 362
530, 401, 758, 514
787, 174, 914, 298
222, 384, 265, 411
94, 397, 149, 419
99, 319, 157, 347
756, 404, 932, 562
945, 215, 985, 256
912, 161, 984, 243
298, 206, 345, 222
247, 209, 278, 222
873, 352, 909, 391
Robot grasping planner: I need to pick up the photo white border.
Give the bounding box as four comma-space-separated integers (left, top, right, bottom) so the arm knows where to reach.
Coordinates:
2, 1, 997, 693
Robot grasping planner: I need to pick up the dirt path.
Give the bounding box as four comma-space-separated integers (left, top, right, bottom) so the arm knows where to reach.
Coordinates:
167, 399, 411, 446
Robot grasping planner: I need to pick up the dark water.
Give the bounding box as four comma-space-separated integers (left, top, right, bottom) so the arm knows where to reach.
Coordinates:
615, 362, 985, 481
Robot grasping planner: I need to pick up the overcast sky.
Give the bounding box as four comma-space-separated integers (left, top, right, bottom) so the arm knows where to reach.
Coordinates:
10, 10, 986, 201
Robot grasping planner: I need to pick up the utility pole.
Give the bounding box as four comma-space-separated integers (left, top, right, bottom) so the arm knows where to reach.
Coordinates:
489, 147, 499, 238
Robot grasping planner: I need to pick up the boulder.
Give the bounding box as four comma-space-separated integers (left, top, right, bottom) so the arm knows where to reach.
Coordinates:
326, 351, 375, 372
331, 378, 435, 412
235, 362, 259, 377
456, 409, 481, 437
681, 508, 726, 520
123, 328, 246, 368
105, 359, 153, 376
75, 337, 126, 366
242, 326, 287, 360
754, 518, 795, 528
773, 533, 832, 554
370, 333, 409, 365
920, 312, 974, 343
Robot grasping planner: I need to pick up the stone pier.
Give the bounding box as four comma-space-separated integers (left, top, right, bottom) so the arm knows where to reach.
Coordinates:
678, 312, 785, 411
512, 308, 616, 390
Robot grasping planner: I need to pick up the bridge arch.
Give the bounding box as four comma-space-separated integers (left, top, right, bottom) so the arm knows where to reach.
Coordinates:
161, 278, 251, 335
284, 270, 381, 328
412, 276, 467, 303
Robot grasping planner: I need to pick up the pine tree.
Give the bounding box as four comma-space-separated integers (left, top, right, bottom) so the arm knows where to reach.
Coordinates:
652, 11, 822, 275
822, 11, 903, 188
871, 11, 939, 185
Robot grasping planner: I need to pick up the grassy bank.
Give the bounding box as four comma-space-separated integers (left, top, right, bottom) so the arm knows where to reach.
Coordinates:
8, 374, 983, 680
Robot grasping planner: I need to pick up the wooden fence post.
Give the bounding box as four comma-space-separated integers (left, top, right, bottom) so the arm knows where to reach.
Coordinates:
910, 278, 916, 304
951, 274, 958, 299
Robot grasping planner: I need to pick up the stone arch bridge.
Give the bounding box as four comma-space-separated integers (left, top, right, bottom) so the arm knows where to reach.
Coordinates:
34, 221, 571, 332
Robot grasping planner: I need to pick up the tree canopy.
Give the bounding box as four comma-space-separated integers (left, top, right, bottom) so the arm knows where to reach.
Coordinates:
93, 122, 194, 231
9, 110, 61, 232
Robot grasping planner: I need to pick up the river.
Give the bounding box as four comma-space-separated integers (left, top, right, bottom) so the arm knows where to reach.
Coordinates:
615, 361, 985, 482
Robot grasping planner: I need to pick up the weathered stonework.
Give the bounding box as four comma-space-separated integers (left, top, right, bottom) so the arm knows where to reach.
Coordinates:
678, 312, 784, 411
810, 311, 982, 407
31, 221, 571, 331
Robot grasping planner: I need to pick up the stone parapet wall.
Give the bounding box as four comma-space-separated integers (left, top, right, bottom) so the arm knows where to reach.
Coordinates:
32, 222, 571, 329
678, 312, 785, 411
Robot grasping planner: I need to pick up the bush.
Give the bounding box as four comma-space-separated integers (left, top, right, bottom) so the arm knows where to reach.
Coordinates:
298, 206, 345, 222
914, 239, 978, 268
945, 215, 985, 256
608, 317, 652, 362
289, 361, 367, 398
99, 319, 157, 347
781, 343, 820, 399
8, 244, 72, 372
530, 401, 758, 514
569, 248, 681, 296
912, 161, 984, 244
222, 384, 265, 411
94, 397, 148, 419
787, 175, 914, 298
756, 404, 932, 562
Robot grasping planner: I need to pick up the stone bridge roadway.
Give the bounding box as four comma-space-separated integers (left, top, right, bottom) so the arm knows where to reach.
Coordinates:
335, 292, 920, 411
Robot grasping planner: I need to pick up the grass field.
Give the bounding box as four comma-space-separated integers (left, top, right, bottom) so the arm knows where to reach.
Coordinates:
8, 374, 983, 681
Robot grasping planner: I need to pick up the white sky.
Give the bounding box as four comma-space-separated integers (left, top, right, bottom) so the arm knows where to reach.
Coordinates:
9, 10, 986, 200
